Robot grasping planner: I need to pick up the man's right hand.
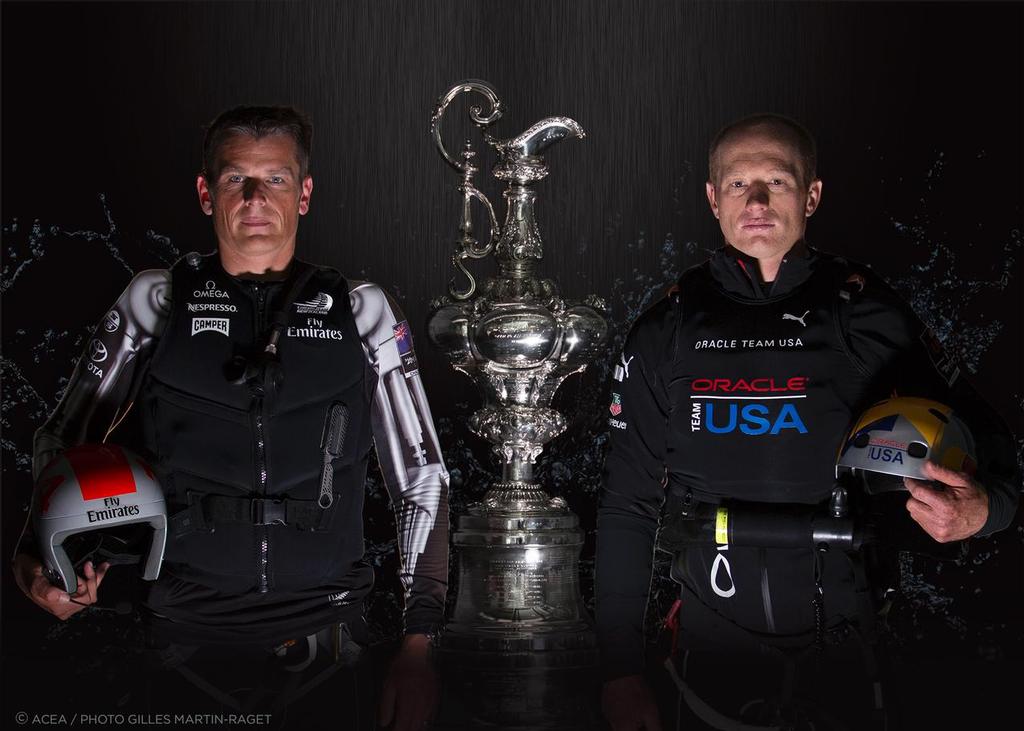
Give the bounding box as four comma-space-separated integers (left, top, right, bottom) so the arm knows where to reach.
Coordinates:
602, 674, 663, 731
12, 553, 109, 620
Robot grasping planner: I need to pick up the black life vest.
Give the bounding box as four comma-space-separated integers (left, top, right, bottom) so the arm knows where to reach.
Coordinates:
138, 252, 374, 597
666, 257, 877, 505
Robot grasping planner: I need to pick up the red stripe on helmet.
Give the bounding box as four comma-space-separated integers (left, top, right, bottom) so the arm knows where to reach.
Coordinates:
65, 445, 137, 501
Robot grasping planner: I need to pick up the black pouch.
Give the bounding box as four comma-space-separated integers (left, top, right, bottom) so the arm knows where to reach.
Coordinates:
657, 489, 708, 553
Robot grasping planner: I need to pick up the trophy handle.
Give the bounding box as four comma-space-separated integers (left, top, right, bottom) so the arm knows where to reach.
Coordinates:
430, 79, 503, 173
450, 254, 478, 301
432, 81, 504, 301
449, 155, 500, 300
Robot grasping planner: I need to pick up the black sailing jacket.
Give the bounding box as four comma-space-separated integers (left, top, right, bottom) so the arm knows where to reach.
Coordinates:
595, 243, 1020, 679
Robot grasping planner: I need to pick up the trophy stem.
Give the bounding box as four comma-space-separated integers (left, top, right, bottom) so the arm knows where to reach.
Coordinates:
502, 459, 533, 484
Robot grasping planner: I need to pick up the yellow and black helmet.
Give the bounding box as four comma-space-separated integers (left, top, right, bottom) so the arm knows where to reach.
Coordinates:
836, 396, 976, 493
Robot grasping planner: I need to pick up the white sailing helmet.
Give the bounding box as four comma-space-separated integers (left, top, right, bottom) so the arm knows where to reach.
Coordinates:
33, 444, 167, 593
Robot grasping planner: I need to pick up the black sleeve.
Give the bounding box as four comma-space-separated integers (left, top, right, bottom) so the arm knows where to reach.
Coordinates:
595, 294, 678, 680
843, 266, 1020, 536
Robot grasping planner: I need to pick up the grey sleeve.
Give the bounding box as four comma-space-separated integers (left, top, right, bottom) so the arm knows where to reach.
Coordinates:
32, 269, 171, 479
350, 281, 450, 636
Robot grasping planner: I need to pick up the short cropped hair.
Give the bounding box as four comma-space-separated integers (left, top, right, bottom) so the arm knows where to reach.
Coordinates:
708, 113, 817, 188
202, 105, 313, 184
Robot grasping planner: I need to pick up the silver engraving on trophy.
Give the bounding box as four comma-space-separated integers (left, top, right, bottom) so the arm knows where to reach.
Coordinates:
428, 79, 607, 729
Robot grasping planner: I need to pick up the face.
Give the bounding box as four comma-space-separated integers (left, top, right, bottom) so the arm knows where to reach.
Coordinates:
196, 134, 312, 267
706, 129, 822, 265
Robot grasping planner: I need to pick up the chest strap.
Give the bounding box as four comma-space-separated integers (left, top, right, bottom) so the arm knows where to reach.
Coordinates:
170, 493, 330, 538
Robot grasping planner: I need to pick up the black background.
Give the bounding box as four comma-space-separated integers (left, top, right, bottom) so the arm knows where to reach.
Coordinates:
2, 1, 1022, 728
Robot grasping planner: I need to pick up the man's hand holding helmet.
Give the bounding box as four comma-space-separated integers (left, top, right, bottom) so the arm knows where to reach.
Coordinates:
904, 460, 989, 543
13, 552, 111, 621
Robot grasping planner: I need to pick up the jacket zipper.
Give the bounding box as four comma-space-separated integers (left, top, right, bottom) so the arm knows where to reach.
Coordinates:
253, 282, 270, 593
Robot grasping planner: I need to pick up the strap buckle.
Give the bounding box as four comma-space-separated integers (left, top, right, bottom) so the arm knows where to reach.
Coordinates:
251, 498, 287, 526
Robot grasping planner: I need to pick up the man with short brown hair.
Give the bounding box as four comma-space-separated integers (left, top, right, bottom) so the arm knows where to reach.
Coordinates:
15, 106, 448, 731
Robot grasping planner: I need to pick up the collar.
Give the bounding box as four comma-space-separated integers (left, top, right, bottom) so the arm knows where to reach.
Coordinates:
709, 241, 816, 299
214, 249, 297, 284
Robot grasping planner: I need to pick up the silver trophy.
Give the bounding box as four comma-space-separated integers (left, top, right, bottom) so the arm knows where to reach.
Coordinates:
428, 80, 607, 729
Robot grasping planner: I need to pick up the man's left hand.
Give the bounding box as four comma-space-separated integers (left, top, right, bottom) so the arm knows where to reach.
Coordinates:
378, 633, 438, 730
904, 461, 989, 543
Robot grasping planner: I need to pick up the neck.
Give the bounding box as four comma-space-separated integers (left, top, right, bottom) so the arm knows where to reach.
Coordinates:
218, 243, 296, 279
732, 239, 807, 283
758, 254, 785, 283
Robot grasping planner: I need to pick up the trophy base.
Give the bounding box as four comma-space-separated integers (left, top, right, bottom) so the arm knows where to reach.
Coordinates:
436, 623, 599, 731
437, 495, 600, 730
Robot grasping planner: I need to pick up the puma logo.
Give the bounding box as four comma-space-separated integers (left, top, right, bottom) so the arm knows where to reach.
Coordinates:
621, 354, 635, 376
614, 353, 635, 382
782, 310, 810, 327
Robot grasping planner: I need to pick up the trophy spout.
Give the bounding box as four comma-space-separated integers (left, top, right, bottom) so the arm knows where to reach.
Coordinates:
490, 117, 585, 184
501, 117, 585, 158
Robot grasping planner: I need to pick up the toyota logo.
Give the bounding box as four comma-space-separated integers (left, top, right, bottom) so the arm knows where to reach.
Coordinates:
89, 339, 108, 362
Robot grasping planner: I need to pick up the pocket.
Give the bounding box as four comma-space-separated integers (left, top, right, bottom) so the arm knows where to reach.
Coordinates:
165, 478, 262, 590
147, 380, 252, 490
264, 398, 366, 502
180, 522, 262, 589
268, 478, 365, 589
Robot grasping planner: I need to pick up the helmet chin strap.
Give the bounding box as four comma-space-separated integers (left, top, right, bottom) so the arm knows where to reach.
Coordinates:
67, 530, 143, 570
92, 546, 144, 567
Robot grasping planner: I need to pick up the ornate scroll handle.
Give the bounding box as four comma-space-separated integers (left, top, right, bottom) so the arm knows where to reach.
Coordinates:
432, 80, 504, 300
449, 143, 500, 300
430, 79, 503, 172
